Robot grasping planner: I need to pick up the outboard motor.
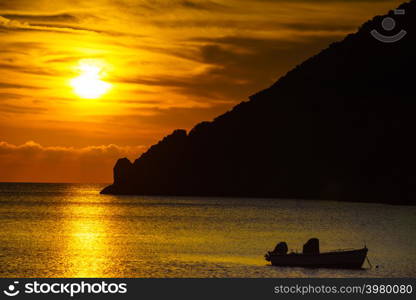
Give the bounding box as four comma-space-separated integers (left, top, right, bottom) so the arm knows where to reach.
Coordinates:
302, 238, 320, 254
273, 241, 288, 255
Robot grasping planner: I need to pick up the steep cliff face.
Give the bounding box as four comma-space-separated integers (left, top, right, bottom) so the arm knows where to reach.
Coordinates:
101, 1, 415, 204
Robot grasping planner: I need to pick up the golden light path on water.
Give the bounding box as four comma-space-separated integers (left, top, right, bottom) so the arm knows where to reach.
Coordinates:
60, 193, 112, 277
1, 184, 414, 278
63, 205, 109, 277
56, 185, 264, 277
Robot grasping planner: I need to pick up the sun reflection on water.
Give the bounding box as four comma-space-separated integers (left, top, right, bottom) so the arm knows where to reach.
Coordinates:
62, 199, 111, 277
1, 183, 415, 278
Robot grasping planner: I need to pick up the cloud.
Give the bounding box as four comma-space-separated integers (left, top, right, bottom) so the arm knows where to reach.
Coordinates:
99, 104, 231, 129
0, 15, 64, 33
0, 14, 104, 34
0, 104, 48, 114
0, 81, 44, 89
148, 18, 357, 32
116, 0, 229, 13
1, 13, 80, 23
116, 34, 343, 102
0, 141, 145, 183
0, 93, 24, 100
0, 41, 46, 52
0, 15, 26, 28
0, 0, 87, 11
0, 0, 43, 10
0, 63, 62, 76
178, 0, 228, 11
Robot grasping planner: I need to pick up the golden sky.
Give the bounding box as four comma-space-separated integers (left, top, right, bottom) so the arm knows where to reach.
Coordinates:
0, 0, 402, 183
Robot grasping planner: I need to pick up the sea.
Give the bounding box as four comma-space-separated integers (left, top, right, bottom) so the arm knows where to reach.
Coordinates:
0, 182, 415, 278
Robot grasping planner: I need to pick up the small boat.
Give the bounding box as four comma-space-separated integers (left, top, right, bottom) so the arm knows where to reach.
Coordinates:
265, 238, 368, 269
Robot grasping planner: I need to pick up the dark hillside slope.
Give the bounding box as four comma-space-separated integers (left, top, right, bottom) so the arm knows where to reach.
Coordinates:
102, 1, 415, 204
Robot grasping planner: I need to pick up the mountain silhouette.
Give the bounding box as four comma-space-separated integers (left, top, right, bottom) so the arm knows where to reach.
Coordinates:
102, 1, 415, 205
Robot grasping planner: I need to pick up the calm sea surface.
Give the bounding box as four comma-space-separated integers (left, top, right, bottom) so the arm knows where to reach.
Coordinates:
0, 183, 415, 278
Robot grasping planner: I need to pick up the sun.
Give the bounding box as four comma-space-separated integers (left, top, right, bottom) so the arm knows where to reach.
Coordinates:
70, 61, 111, 99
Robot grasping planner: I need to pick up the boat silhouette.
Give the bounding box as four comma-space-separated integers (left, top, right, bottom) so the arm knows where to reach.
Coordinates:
265, 238, 368, 269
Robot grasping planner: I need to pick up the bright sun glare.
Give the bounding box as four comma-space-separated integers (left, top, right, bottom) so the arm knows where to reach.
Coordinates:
70, 61, 111, 99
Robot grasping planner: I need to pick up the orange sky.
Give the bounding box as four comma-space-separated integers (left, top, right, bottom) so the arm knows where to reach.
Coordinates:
0, 0, 402, 183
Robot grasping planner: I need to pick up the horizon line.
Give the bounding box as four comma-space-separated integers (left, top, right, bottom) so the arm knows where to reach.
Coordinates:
0, 181, 110, 185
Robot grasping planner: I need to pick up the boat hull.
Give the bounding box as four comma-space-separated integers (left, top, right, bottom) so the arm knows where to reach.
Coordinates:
266, 248, 368, 269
